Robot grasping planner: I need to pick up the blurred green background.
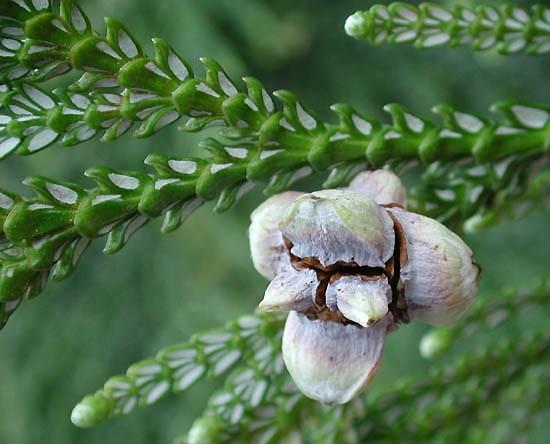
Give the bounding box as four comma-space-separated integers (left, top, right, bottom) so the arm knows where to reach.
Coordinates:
1, 0, 549, 442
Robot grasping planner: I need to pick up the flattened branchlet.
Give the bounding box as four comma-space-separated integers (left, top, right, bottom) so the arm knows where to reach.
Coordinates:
249, 170, 480, 404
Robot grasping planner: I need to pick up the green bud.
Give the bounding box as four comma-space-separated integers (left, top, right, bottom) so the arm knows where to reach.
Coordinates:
419, 328, 454, 359
463, 212, 497, 234
344, 12, 368, 39
187, 416, 225, 444
71, 393, 112, 428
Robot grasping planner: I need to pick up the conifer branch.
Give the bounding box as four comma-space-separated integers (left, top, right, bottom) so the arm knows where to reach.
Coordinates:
0, 0, 87, 83
459, 368, 549, 443
345, 3, 550, 55
1, 0, 548, 234
412, 161, 550, 232
1, 1, 549, 177
355, 331, 550, 442
70, 311, 285, 428
183, 373, 307, 444
0, 82, 180, 157
1, 136, 547, 328
72, 281, 550, 439
179, 328, 550, 443
0, 145, 259, 328
1, 84, 548, 237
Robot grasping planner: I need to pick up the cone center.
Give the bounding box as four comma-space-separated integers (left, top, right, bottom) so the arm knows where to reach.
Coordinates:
282, 211, 411, 325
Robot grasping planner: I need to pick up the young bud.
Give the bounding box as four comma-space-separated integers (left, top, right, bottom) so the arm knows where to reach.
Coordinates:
71, 393, 112, 428
419, 328, 454, 359
344, 12, 368, 39
187, 415, 225, 444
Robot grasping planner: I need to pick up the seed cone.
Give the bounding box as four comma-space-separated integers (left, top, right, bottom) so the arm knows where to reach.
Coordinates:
249, 170, 479, 405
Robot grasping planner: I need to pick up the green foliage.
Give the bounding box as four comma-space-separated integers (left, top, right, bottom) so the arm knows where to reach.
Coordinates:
346, 3, 550, 55
1, 121, 547, 325
1, 0, 548, 239
0, 0, 83, 82
71, 312, 284, 428
353, 329, 550, 443
69, 281, 549, 443
0, 0, 549, 443
0, 144, 254, 326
